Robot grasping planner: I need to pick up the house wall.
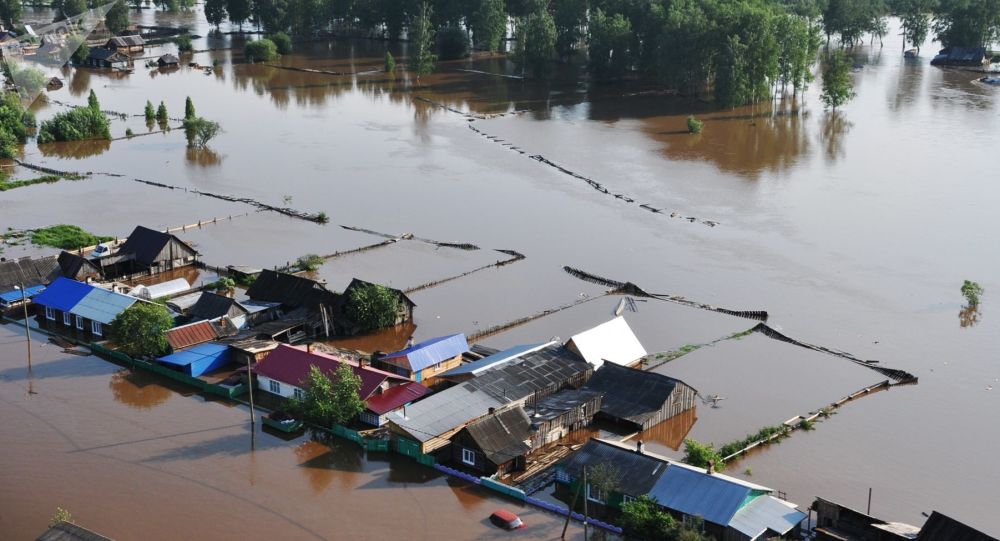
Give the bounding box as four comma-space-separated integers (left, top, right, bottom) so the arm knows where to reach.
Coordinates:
257, 375, 301, 399
34, 304, 113, 342
415, 354, 464, 387
448, 429, 500, 476
640, 381, 698, 431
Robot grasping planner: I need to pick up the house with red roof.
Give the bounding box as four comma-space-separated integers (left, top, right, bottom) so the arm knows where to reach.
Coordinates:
254, 344, 430, 426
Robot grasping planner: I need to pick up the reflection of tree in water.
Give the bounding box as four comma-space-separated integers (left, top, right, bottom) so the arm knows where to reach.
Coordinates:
890, 61, 925, 112
67, 66, 91, 97
108, 369, 171, 410
38, 138, 111, 159
294, 434, 364, 494
959, 305, 981, 328
656, 105, 811, 178
821, 112, 853, 163
186, 147, 223, 167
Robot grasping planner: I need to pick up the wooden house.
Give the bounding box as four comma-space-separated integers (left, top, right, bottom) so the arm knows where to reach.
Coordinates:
581, 362, 697, 431
387, 343, 592, 455
157, 53, 179, 67
449, 407, 532, 476
97, 226, 198, 279
57, 251, 103, 282
32, 277, 140, 342
372, 333, 469, 385
105, 35, 145, 54
525, 388, 603, 448
84, 48, 129, 69
0, 255, 60, 292
188, 291, 279, 329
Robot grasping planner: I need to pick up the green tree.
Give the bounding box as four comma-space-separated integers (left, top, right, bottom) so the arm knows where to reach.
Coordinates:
961, 280, 984, 307
37, 107, 112, 143
820, 50, 856, 112
87, 89, 100, 111
408, 2, 437, 77
682, 438, 724, 470
69, 34, 90, 64
175, 33, 193, 52
144, 100, 155, 121
5, 63, 47, 99
471, 0, 506, 52
227, 0, 251, 29
385, 50, 396, 72
620, 495, 678, 541
295, 253, 324, 271
551, 0, 587, 60
932, 0, 1000, 48
0, 92, 36, 159
205, 0, 227, 27
896, 0, 932, 52
288, 363, 365, 426
344, 282, 401, 331
272, 31, 293, 53
244, 38, 279, 62
513, 7, 556, 77
184, 96, 196, 120
0, 0, 22, 28
156, 101, 168, 121
50, 507, 73, 527
105, 0, 129, 33
437, 26, 469, 60
182, 117, 222, 148
686, 115, 703, 134
110, 302, 175, 358
587, 8, 632, 80
586, 462, 620, 503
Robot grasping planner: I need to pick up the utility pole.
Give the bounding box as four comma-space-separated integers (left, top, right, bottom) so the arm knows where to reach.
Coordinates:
561, 470, 584, 539
17, 284, 32, 370
582, 468, 589, 540
246, 356, 256, 449
867, 487, 872, 515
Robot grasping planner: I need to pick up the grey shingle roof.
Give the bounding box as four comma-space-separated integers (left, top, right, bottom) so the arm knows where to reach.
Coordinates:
464, 407, 531, 465
581, 363, 694, 427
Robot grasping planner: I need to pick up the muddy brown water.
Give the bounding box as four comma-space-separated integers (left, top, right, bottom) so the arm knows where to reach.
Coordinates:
2, 8, 999, 536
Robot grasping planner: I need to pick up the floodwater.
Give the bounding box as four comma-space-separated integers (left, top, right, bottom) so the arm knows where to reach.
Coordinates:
2, 7, 1000, 536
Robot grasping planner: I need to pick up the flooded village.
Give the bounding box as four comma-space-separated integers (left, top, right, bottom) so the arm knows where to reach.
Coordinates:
2, 1, 1000, 540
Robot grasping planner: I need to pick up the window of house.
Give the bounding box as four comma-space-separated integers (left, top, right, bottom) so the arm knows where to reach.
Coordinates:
75, 315, 84, 330
293, 388, 304, 400
462, 448, 475, 466
45, 306, 56, 320
63, 312, 71, 326
269, 380, 281, 394
91, 321, 102, 337
622, 494, 635, 505
586, 483, 607, 504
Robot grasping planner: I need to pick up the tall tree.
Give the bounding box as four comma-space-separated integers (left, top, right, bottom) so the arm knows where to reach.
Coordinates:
227, 0, 251, 30
820, 50, 856, 112
551, 0, 587, 60
110, 303, 174, 358
932, 0, 1000, 48
513, 6, 556, 77
895, 0, 933, 52
105, 0, 129, 34
471, 0, 507, 52
587, 8, 632, 79
0, 0, 23, 28
408, 2, 437, 77
288, 364, 365, 427
204, 0, 228, 28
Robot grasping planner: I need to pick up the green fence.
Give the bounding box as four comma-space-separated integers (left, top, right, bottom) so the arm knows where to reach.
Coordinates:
328, 423, 364, 444
365, 439, 390, 452
480, 477, 526, 502
206, 383, 246, 399
392, 437, 436, 465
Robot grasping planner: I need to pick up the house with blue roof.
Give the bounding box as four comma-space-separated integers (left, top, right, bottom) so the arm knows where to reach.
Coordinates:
555, 438, 806, 541
373, 333, 469, 385
32, 277, 141, 341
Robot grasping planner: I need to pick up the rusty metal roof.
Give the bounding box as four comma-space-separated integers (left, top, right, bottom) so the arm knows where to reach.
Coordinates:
166, 320, 218, 351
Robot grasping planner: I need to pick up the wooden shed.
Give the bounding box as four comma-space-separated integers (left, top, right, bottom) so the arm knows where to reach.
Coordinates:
581, 362, 697, 431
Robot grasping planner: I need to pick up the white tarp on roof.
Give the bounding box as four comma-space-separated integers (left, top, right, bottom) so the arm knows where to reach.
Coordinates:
566, 316, 647, 369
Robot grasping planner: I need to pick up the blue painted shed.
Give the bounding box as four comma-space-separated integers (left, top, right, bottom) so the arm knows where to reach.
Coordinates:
158, 342, 232, 377
0, 285, 46, 308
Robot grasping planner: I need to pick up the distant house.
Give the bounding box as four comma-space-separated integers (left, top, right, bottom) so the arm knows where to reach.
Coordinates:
84, 48, 129, 69
57, 251, 103, 283
0, 255, 60, 292
373, 333, 469, 384
32, 277, 140, 341
0, 284, 46, 310
247, 269, 338, 311
387, 342, 592, 455
336, 278, 416, 334
565, 316, 648, 369
813, 498, 997, 541
157, 53, 179, 67
94, 226, 198, 279
440, 342, 551, 383
36, 520, 114, 541
188, 291, 273, 328
931, 46, 988, 66
105, 35, 145, 53
556, 438, 807, 541
254, 344, 425, 426
580, 362, 697, 431
449, 407, 532, 476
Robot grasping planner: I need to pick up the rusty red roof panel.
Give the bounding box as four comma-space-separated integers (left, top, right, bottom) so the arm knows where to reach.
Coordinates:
365, 382, 431, 415
166, 320, 219, 351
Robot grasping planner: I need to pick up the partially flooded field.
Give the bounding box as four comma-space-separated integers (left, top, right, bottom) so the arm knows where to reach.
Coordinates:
3, 7, 999, 537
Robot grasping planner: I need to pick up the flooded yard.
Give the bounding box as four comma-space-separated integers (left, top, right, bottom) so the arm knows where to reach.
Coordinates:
2, 8, 999, 538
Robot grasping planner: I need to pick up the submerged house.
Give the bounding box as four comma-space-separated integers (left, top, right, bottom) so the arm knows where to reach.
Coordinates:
32, 277, 140, 341
449, 407, 532, 476
931, 46, 987, 66
580, 362, 698, 431
84, 48, 129, 69
57, 252, 103, 283
556, 439, 807, 541
373, 333, 469, 384
105, 35, 145, 53
812, 498, 997, 541
565, 316, 648, 369
254, 344, 427, 426
94, 226, 199, 279
526, 388, 604, 448
187, 291, 279, 329
337, 278, 415, 331
157, 53, 179, 67
387, 342, 592, 455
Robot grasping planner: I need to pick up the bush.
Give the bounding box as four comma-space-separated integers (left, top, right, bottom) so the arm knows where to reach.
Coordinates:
111, 303, 175, 358
69, 35, 89, 64
37, 107, 111, 143
184, 96, 196, 120
175, 34, 193, 52
272, 32, 292, 54
144, 100, 155, 121
5, 63, 47, 98
436, 26, 469, 60
962, 280, 984, 307
296, 254, 324, 272
682, 439, 724, 470
245, 39, 279, 63
125, 127, 134, 137
384, 50, 396, 73
0, 92, 35, 158
344, 282, 401, 332
687, 115, 703, 134
30, 225, 113, 249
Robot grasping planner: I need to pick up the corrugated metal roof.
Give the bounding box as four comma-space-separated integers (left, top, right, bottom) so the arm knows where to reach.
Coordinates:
442, 342, 549, 377
255, 344, 405, 399
728, 495, 807, 538
166, 291, 202, 313
529, 388, 603, 423
581, 363, 694, 427
0, 255, 59, 290
190, 292, 243, 321
464, 407, 532, 465
158, 342, 231, 376
365, 382, 431, 415
166, 320, 219, 351
566, 316, 647, 369
648, 465, 753, 526
36, 521, 114, 541
32, 277, 93, 312
918, 511, 997, 541
556, 439, 668, 497
72, 287, 138, 325
0, 284, 45, 304
380, 333, 469, 372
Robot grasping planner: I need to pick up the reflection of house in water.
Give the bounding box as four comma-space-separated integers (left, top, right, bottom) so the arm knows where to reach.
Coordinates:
635, 405, 698, 451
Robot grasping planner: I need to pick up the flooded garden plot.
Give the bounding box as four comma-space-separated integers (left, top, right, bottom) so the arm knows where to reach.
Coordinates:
0, 324, 582, 540
645, 332, 884, 458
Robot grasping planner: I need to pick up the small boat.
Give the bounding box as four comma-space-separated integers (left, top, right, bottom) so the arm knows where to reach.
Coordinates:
489, 509, 525, 530
979, 77, 1000, 85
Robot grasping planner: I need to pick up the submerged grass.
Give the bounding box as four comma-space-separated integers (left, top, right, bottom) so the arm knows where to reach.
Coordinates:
31, 225, 114, 250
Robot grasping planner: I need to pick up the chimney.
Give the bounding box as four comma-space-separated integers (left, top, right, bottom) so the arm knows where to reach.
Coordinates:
488, 407, 496, 416
707, 460, 715, 475
636, 440, 644, 455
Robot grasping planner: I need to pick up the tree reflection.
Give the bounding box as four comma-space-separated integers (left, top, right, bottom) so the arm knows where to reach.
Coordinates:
821, 112, 853, 163
109, 369, 171, 410
38, 139, 112, 159
186, 147, 223, 167
959, 305, 981, 328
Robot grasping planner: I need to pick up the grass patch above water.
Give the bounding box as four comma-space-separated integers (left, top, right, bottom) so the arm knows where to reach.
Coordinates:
31, 224, 114, 250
